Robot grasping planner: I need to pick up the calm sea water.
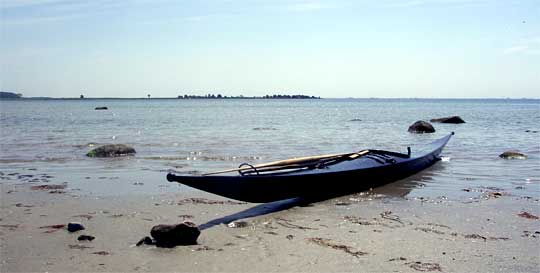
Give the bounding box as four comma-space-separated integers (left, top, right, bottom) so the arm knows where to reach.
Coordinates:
1, 99, 539, 199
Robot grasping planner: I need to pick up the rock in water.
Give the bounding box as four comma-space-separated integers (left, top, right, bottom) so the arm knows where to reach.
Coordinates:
95, 107, 108, 110
150, 222, 200, 247
408, 121, 436, 133
67, 222, 85, 232
86, 144, 136, 157
430, 116, 465, 124
499, 151, 527, 159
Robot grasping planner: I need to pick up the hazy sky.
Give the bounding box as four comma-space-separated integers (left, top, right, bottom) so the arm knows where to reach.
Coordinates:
1, 0, 538, 98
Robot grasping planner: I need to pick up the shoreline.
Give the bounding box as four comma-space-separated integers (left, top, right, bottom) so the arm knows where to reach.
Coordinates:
1, 174, 539, 272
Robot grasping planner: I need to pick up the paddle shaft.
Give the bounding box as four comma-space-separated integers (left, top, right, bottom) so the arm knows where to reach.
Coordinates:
202, 150, 369, 176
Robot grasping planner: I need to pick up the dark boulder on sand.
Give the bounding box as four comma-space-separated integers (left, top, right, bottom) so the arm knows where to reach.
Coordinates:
408, 121, 435, 133
430, 116, 465, 124
86, 144, 136, 157
150, 222, 200, 247
95, 107, 108, 110
499, 151, 527, 159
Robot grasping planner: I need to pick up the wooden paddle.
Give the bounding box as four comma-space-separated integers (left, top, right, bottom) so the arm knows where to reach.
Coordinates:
202, 150, 369, 176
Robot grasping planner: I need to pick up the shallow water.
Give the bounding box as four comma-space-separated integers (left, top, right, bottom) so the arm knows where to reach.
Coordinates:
1, 98, 538, 199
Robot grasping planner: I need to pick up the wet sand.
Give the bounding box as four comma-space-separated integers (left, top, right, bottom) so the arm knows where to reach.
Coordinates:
1, 175, 539, 272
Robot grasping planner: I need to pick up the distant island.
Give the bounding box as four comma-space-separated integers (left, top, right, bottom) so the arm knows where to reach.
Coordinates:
0, 91, 321, 100
177, 94, 320, 99
0, 92, 22, 99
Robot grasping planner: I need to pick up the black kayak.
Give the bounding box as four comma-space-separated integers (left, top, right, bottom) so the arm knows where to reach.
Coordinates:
167, 133, 453, 203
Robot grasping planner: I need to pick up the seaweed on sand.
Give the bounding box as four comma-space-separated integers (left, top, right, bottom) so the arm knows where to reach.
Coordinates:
307, 237, 367, 257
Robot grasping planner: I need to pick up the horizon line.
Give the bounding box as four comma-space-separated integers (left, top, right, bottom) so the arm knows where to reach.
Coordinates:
1, 96, 539, 100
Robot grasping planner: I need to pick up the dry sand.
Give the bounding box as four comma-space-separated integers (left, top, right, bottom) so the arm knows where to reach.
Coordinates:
1, 176, 539, 272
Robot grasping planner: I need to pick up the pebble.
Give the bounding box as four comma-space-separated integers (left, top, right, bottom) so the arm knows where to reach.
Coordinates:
136, 236, 154, 246
77, 235, 95, 241
227, 221, 249, 228
67, 222, 85, 232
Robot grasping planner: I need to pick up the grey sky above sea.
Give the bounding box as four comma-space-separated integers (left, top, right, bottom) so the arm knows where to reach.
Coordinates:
1, 0, 539, 99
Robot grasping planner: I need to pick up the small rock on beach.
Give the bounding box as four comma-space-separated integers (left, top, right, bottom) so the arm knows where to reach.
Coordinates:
430, 116, 465, 124
499, 151, 527, 159
150, 222, 200, 247
136, 236, 154, 246
86, 144, 136, 157
77, 235, 95, 241
227, 221, 249, 228
408, 121, 435, 133
67, 222, 85, 232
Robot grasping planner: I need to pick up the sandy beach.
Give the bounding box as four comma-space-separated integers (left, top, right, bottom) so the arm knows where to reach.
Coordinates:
1, 169, 539, 272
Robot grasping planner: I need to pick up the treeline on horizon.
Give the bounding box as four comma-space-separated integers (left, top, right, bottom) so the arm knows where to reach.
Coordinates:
0, 92, 22, 99
0, 91, 320, 100
177, 94, 320, 99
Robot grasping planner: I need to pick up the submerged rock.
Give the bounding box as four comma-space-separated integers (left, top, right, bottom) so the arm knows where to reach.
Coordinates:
408, 121, 435, 133
67, 222, 85, 232
95, 107, 108, 110
150, 222, 200, 247
499, 151, 527, 159
430, 116, 465, 124
86, 144, 136, 157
